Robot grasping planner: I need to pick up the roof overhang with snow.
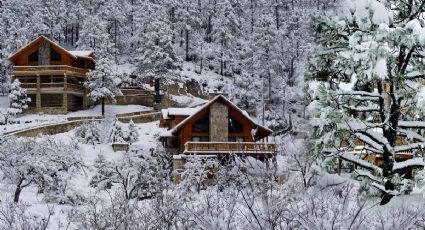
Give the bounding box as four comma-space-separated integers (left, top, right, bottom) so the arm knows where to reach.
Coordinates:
8, 35, 94, 64
168, 95, 273, 139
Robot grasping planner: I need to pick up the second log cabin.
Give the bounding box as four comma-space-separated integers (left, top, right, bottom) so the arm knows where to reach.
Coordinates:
160, 95, 276, 160
8, 35, 95, 114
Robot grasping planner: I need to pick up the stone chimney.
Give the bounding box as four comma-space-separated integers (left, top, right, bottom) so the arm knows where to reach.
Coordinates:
209, 101, 228, 142
38, 40, 51, 66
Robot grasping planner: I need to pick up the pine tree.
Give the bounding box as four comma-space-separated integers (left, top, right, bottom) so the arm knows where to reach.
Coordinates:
126, 119, 139, 145
7, 79, 30, 119
109, 118, 126, 143
307, 0, 425, 204
135, 1, 182, 83
86, 55, 122, 116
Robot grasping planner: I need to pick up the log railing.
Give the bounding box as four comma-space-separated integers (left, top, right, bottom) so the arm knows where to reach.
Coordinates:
184, 141, 277, 155
13, 65, 88, 76
20, 83, 86, 93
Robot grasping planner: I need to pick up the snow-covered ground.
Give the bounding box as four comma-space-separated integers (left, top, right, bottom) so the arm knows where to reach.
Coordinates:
170, 93, 207, 107
0, 96, 153, 134
179, 62, 233, 94
0, 120, 164, 229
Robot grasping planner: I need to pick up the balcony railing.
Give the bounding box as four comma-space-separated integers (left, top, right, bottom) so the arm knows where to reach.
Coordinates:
13, 65, 88, 77
183, 141, 277, 155
20, 83, 86, 94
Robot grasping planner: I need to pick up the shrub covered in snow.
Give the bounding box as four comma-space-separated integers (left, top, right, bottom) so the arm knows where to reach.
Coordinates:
75, 122, 102, 145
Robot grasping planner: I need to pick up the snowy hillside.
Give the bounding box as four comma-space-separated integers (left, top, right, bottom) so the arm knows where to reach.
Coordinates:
2, 0, 425, 229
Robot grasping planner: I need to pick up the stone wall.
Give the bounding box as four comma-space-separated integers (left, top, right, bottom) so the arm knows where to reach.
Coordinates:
118, 112, 161, 123
209, 102, 228, 142
5, 120, 91, 137
38, 41, 50, 65
108, 95, 154, 106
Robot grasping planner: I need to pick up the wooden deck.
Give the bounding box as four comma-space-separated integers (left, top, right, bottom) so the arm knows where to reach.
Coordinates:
21, 83, 86, 94
13, 65, 88, 77
183, 141, 277, 155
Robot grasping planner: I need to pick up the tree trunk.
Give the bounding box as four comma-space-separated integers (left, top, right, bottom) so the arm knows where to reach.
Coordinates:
71, 25, 74, 47
14, 181, 23, 203
102, 98, 105, 116
186, 29, 190, 61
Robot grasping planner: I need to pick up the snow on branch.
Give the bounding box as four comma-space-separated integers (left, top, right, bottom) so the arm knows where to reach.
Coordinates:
354, 133, 383, 152
371, 182, 401, 196
339, 153, 383, 175
334, 91, 382, 98
406, 71, 425, 79
394, 142, 425, 153
392, 158, 425, 171
397, 129, 425, 142
398, 121, 425, 129
343, 105, 380, 112
355, 169, 380, 183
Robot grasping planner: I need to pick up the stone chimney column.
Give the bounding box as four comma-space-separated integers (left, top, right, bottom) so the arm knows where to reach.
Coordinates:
38, 41, 50, 66
209, 102, 228, 142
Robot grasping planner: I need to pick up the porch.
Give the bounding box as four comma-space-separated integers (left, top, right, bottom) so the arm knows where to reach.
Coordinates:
13, 65, 87, 78
183, 141, 277, 156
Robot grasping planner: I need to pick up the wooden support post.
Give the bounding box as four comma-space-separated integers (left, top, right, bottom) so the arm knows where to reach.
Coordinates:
63, 74, 68, 114
36, 74, 41, 112
83, 88, 89, 109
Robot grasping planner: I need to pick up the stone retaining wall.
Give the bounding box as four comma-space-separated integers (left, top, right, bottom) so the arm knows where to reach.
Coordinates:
4, 111, 161, 138
118, 112, 161, 123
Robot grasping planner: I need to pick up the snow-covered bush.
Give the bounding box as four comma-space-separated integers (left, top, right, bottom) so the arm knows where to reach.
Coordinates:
125, 120, 139, 144
178, 156, 218, 193
74, 122, 102, 145
91, 153, 162, 200
0, 136, 83, 203
108, 118, 126, 143
0, 199, 52, 229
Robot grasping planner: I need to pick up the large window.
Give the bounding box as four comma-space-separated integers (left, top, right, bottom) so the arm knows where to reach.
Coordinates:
228, 115, 244, 133
192, 114, 209, 132
51, 48, 61, 62
192, 136, 209, 142
28, 50, 39, 63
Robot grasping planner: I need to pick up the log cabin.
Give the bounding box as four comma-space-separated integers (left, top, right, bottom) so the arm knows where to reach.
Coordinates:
159, 95, 277, 160
8, 35, 95, 114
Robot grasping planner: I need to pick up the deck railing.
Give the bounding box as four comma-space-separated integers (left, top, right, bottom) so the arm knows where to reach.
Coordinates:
13, 65, 88, 76
20, 83, 86, 93
183, 141, 277, 155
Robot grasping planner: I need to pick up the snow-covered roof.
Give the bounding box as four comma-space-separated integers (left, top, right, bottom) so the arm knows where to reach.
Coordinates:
161, 108, 200, 120
68, 51, 93, 57
169, 95, 273, 136
8, 35, 95, 63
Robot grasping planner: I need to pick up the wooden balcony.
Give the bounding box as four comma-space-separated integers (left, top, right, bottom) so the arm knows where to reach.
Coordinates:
13, 65, 88, 78
183, 141, 277, 155
21, 83, 86, 94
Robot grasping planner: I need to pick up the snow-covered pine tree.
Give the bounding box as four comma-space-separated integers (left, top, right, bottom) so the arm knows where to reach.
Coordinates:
86, 54, 122, 116
126, 119, 139, 145
135, 1, 182, 84
7, 79, 30, 120
307, 0, 425, 204
108, 118, 126, 144
84, 16, 122, 116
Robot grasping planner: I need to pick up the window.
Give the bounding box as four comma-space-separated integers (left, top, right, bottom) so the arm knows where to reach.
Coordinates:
228, 137, 244, 142
165, 138, 179, 148
192, 114, 209, 132
28, 50, 39, 63
228, 115, 244, 133
51, 48, 61, 62
192, 136, 209, 142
